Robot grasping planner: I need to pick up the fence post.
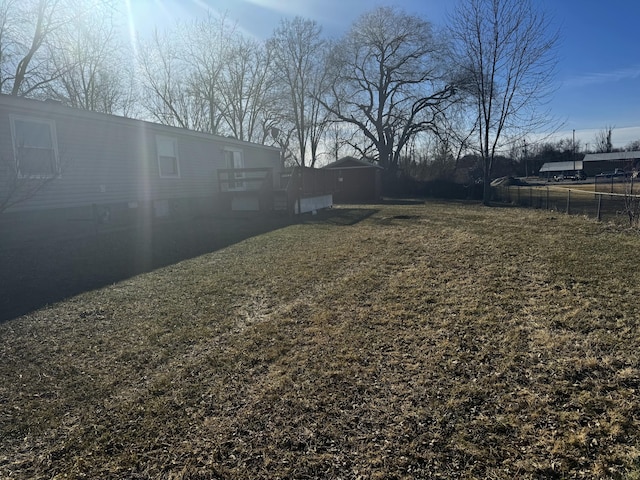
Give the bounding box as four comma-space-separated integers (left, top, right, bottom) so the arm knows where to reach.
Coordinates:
546, 187, 549, 210
597, 194, 602, 221
566, 190, 571, 215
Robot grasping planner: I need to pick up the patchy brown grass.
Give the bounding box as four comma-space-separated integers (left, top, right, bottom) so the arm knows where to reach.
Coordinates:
1, 202, 640, 479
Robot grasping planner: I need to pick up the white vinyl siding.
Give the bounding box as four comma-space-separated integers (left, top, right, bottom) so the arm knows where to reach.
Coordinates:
0, 94, 283, 213
156, 135, 180, 178
10, 116, 59, 178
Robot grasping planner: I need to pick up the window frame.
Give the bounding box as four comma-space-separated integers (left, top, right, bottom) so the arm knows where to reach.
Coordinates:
223, 148, 245, 191
9, 115, 60, 179
155, 135, 181, 178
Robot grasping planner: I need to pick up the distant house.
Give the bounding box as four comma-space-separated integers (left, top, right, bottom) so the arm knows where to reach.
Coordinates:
539, 160, 584, 180
322, 156, 383, 203
538, 152, 640, 179
0, 94, 285, 240
582, 151, 640, 176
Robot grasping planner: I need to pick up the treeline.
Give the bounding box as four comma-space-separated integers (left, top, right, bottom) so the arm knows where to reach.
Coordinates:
404, 133, 640, 185
2, 0, 569, 201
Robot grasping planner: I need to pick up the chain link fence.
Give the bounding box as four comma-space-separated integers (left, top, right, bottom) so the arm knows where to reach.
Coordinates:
492, 181, 640, 227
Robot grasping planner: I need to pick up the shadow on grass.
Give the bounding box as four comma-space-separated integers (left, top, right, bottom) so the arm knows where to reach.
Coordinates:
0, 214, 294, 323
300, 207, 379, 226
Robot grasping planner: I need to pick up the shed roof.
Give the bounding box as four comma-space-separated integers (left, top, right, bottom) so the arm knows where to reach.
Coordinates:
583, 151, 640, 162
539, 161, 584, 173
323, 156, 383, 169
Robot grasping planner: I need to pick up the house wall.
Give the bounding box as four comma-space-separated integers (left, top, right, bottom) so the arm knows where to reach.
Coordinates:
583, 159, 639, 177
330, 168, 381, 203
0, 95, 281, 243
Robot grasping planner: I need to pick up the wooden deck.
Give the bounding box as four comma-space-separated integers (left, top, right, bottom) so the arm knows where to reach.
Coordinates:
217, 167, 335, 214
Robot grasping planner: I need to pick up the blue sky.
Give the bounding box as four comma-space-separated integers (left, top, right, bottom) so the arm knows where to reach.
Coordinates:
128, 0, 640, 149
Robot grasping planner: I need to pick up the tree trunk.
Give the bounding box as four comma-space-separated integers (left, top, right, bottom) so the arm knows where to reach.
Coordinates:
482, 156, 491, 205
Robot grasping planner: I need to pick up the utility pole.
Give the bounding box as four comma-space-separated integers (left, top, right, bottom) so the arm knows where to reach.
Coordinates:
523, 139, 528, 177
572, 129, 576, 174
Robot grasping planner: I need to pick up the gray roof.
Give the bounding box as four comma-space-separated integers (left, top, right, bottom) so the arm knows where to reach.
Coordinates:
583, 151, 640, 162
0, 93, 280, 152
539, 161, 584, 173
322, 156, 383, 169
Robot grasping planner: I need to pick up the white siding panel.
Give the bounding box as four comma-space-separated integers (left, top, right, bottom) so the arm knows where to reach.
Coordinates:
0, 95, 282, 213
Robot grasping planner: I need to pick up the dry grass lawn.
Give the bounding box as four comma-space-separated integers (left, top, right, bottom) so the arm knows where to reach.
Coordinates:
1, 201, 640, 479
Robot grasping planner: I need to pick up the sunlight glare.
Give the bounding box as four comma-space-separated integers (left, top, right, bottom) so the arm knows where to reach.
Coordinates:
123, 0, 140, 60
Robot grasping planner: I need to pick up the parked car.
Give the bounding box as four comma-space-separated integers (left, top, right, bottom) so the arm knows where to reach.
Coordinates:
596, 168, 627, 178
553, 171, 585, 181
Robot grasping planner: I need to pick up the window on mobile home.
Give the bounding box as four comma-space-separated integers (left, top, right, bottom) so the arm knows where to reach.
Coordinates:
224, 148, 245, 190
10, 116, 59, 178
155, 135, 180, 178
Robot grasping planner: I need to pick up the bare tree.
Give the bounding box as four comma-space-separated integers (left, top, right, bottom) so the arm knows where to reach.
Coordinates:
268, 17, 330, 167
625, 139, 640, 152
1, 0, 76, 97
218, 34, 277, 143
182, 13, 233, 135
449, 0, 558, 204
45, 3, 135, 115
594, 125, 614, 153
11, 0, 63, 95
321, 7, 455, 171
137, 16, 278, 143
0, 0, 129, 104
325, 121, 360, 163
0, 0, 18, 92
430, 100, 479, 175
137, 27, 202, 130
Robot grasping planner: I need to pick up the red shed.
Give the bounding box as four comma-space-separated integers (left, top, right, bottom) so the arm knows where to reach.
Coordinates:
323, 157, 383, 203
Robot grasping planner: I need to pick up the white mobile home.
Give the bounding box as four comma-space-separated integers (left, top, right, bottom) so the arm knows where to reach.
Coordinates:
0, 94, 284, 239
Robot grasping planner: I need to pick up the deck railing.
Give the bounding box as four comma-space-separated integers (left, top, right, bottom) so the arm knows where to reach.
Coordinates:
217, 168, 274, 192
218, 166, 336, 213
284, 166, 336, 196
